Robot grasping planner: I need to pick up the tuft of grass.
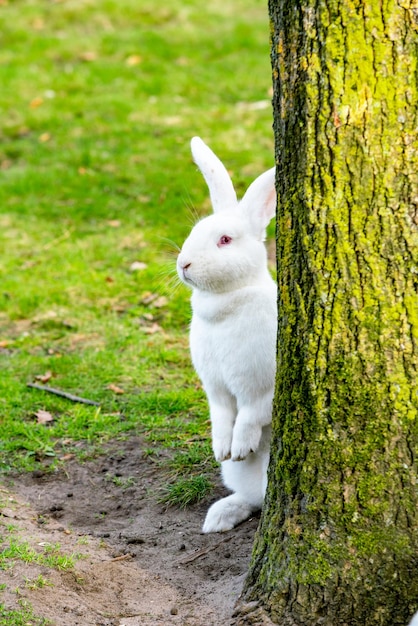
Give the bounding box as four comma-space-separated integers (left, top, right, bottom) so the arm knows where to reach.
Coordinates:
159, 474, 214, 508
156, 440, 217, 507
0, 537, 80, 572
0, 602, 51, 626
24, 575, 53, 591
105, 473, 136, 489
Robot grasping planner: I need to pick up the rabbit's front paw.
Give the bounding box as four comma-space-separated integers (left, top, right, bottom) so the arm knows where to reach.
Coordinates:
212, 437, 232, 462
230, 423, 262, 461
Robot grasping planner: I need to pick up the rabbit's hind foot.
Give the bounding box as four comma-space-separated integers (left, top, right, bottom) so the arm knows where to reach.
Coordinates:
202, 493, 258, 533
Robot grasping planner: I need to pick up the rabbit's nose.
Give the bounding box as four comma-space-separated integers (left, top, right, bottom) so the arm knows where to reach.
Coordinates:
178, 255, 191, 270
177, 256, 192, 280
182, 262, 191, 280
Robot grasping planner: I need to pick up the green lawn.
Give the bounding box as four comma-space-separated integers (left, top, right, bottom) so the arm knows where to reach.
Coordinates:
0, 0, 273, 476
0, 0, 273, 527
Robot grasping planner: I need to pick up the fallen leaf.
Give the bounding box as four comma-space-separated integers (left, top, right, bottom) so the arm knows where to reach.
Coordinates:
35, 371, 53, 383
79, 51, 97, 62
130, 261, 147, 272
32, 17, 44, 29
39, 132, 51, 143
175, 56, 190, 67
60, 453, 75, 461
35, 410, 54, 424
140, 291, 157, 305
162, 116, 182, 126
47, 348, 62, 356
0, 340, 9, 348
126, 54, 142, 66
112, 304, 128, 313
107, 383, 125, 395
142, 322, 163, 335
139, 292, 167, 307
20, 260, 38, 270
30, 97, 44, 109
107, 219, 121, 228
153, 296, 168, 308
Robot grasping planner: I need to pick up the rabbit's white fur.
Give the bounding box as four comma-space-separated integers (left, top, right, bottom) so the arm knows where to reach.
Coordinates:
177, 137, 277, 533
409, 612, 418, 626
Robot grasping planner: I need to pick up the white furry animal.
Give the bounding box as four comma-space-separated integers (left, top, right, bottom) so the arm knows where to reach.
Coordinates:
409, 612, 418, 626
177, 137, 277, 533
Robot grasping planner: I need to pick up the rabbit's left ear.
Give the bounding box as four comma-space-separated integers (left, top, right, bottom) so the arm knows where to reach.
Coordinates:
191, 137, 238, 213
239, 167, 276, 240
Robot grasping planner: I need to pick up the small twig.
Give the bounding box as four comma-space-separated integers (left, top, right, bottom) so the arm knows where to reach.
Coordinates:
176, 535, 233, 565
40, 228, 73, 252
110, 553, 132, 562
27, 382, 100, 406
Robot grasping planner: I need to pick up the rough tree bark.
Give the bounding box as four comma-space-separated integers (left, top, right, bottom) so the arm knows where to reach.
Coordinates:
233, 1, 418, 625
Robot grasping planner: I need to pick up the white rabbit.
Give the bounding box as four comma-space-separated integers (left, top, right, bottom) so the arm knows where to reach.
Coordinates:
177, 137, 277, 533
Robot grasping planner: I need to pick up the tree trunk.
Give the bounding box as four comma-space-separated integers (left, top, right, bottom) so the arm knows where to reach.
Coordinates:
234, 1, 418, 624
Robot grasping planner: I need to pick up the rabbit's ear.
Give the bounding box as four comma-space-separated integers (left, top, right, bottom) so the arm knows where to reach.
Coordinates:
191, 137, 238, 213
239, 167, 276, 240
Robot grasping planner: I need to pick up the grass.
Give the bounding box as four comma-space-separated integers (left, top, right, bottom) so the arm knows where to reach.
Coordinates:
0, 602, 51, 626
0, 512, 79, 626
23, 575, 53, 591
158, 474, 214, 509
0, 0, 273, 474
0, 0, 274, 621
0, 532, 80, 572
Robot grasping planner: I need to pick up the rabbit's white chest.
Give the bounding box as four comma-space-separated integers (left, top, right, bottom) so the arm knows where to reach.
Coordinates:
190, 314, 231, 375
189, 286, 277, 400
190, 315, 242, 399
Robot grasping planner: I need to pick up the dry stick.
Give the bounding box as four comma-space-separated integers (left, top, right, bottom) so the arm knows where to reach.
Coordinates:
176, 535, 234, 565
27, 382, 100, 407
110, 554, 133, 562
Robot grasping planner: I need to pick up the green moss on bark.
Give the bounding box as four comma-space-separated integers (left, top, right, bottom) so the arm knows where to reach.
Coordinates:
237, 1, 418, 624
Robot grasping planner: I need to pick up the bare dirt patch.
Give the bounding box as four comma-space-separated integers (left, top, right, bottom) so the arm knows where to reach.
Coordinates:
2, 437, 259, 625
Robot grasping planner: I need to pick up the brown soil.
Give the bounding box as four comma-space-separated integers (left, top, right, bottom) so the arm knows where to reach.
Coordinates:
1, 437, 259, 626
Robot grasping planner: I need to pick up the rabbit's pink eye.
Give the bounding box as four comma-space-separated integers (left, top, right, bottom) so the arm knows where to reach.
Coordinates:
218, 235, 232, 247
